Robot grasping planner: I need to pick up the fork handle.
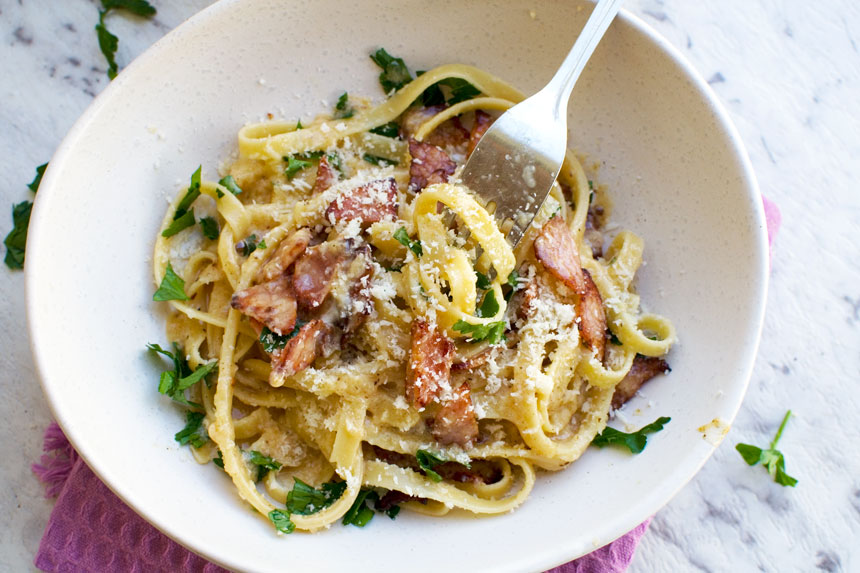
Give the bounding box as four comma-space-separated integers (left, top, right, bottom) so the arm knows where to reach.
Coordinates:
544, 0, 624, 119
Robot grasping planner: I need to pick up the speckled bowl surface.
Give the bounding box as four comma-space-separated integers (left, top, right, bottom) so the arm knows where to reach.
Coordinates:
26, 1, 767, 571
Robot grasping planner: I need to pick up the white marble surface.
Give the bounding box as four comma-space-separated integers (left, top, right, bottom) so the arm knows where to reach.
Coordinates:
1, 1, 858, 571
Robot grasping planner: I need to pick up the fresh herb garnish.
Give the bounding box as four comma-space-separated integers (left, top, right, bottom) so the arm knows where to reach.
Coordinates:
383, 505, 401, 519
268, 509, 296, 534
362, 153, 398, 167
609, 332, 623, 346
217, 175, 243, 197
453, 320, 506, 345
334, 92, 355, 119
237, 234, 266, 257
174, 411, 208, 448
420, 73, 482, 106
3, 201, 32, 270
162, 166, 202, 237
369, 48, 413, 94
295, 119, 303, 130
416, 449, 445, 482
591, 416, 671, 454
161, 210, 196, 237
735, 410, 798, 487
286, 478, 347, 515
28, 163, 48, 193
284, 156, 313, 179
476, 289, 500, 318
342, 488, 379, 527
369, 121, 400, 138
153, 262, 189, 301
394, 227, 422, 257
475, 271, 492, 290
212, 450, 224, 469
200, 216, 219, 240
248, 450, 282, 482
259, 322, 306, 353
147, 342, 215, 408
96, 1, 157, 80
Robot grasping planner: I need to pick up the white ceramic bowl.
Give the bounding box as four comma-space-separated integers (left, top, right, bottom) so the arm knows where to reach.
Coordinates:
26, 1, 767, 571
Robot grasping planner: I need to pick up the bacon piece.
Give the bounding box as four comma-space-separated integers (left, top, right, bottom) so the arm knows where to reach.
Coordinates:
325, 178, 398, 225
375, 490, 427, 511
270, 319, 328, 382
516, 279, 540, 320
611, 355, 671, 410
400, 105, 446, 139
400, 105, 469, 149
452, 348, 492, 372
407, 320, 455, 409
534, 216, 607, 360
436, 459, 502, 485
312, 155, 337, 194
231, 276, 297, 336
257, 228, 312, 283
467, 110, 493, 157
342, 253, 373, 336
292, 241, 346, 310
408, 139, 456, 192
431, 383, 479, 447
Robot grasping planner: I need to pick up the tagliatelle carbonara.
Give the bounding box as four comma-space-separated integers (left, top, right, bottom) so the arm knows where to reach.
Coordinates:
151, 58, 675, 534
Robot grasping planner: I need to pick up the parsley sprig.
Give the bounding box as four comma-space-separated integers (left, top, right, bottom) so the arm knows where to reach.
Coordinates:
268, 509, 295, 534
735, 410, 798, 487
287, 479, 347, 515
394, 227, 422, 257
147, 342, 216, 408
415, 449, 471, 482
247, 450, 282, 482
334, 92, 355, 119
162, 166, 202, 237
95, 0, 157, 80
362, 153, 398, 167
236, 234, 266, 257
216, 175, 243, 197
591, 417, 671, 454
342, 488, 378, 527
259, 323, 306, 353
4, 162, 47, 270
152, 262, 189, 301
174, 411, 208, 448
369, 48, 413, 94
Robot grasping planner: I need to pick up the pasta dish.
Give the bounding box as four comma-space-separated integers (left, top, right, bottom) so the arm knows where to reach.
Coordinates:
151, 55, 675, 533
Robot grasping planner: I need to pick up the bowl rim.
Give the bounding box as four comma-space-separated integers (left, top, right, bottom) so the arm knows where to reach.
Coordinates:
25, 1, 768, 570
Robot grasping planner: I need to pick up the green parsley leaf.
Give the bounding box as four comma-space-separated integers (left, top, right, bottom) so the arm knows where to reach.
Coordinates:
286, 478, 347, 515
200, 216, 219, 240
174, 411, 208, 448
452, 320, 506, 345
362, 153, 398, 167
342, 488, 379, 527
506, 271, 520, 288
334, 91, 355, 119
369, 48, 413, 94
147, 342, 191, 378
476, 289, 500, 318
369, 121, 400, 138
420, 75, 481, 106
394, 227, 422, 257
175, 360, 217, 393
295, 119, 303, 130
609, 332, 623, 346
212, 450, 224, 469
735, 410, 798, 487
217, 175, 243, 197
384, 505, 401, 519
416, 449, 445, 482
3, 201, 32, 270
95, 11, 119, 80
248, 450, 282, 481
268, 509, 296, 534
418, 70, 446, 106
147, 342, 209, 408
237, 234, 266, 257
284, 156, 313, 179
153, 262, 189, 301
161, 209, 196, 237
28, 163, 48, 193
259, 322, 306, 353
591, 416, 671, 454
175, 166, 202, 216
475, 271, 492, 290
101, 0, 156, 17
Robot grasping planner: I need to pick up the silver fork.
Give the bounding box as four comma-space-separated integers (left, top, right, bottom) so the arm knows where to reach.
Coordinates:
460, 0, 624, 247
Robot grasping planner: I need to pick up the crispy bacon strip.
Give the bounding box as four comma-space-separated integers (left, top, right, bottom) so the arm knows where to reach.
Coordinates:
257, 228, 312, 283
343, 254, 373, 336
452, 348, 492, 372
407, 320, 455, 409
312, 155, 337, 194
611, 355, 671, 410
231, 276, 297, 336
534, 216, 607, 360
325, 178, 398, 225
270, 319, 328, 382
516, 279, 540, 320
467, 110, 493, 157
408, 139, 456, 192
292, 241, 346, 310
431, 383, 479, 447
400, 105, 469, 149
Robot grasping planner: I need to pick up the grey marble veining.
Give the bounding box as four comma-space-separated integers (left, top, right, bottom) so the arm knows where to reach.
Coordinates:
1, 1, 859, 572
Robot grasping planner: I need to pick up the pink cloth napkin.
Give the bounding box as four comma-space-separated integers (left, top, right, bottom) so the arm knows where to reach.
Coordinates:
32, 200, 782, 573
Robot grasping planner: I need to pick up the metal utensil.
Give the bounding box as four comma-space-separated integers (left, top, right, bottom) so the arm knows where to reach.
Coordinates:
461, 0, 623, 246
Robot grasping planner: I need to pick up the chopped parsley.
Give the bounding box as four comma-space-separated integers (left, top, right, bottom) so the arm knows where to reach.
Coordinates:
152, 262, 189, 301
248, 450, 282, 482
369, 121, 400, 138
286, 478, 347, 515
161, 210, 196, 237
28, 162, 48, 193
334, 92, 355, 119
236, 234, 266, 257
284, 155, 313, 179
369, 48, 413, 94
259, 322, 306, 353
96, 1, 157, 80
735, 410, 798, 487
394, 227, 422, 257
383, 505, 401, 519
609, 332, 623, 346
199, 216, 219, 240
362, 153, 398, 167
475, 271, 492, 290
174, 411, 208, 448
162, 166, 202, 237
415, 449, 445, 482
295, 119, 303, 130
591, 416, 671, 454
147, 342, 215, 408
268, 509, 296, 534
4, 162, 49, 270
476, 289, 500, 318
217, 175, 243, 197
453, 320, 506, 345
419, 72, 482, 106
212, 450, 224, 469
342, 488, 379, 527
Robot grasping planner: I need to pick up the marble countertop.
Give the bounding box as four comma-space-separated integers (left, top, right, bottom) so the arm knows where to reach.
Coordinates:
2, 1, 858, 571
